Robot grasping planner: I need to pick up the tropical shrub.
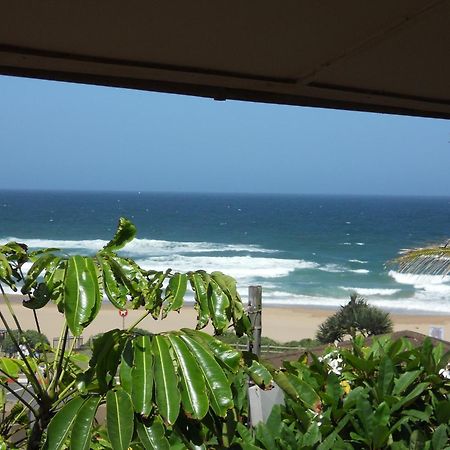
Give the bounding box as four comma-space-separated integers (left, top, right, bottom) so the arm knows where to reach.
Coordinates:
316, 294, 393, 344
0, 218, 271, 449
255, 335, 450, 449
392, 240, 450, 276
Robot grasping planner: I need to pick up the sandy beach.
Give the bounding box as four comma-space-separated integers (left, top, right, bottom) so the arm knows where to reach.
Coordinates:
1, 295, 449, 344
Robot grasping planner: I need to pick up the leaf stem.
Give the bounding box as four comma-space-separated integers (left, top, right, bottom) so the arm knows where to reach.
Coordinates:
0, 368, 38, 401
18, 267, 51, 369
127, 310, 151, 331
58, 333, 78, 385
0, 284, 37, 363
51, 383, 77, 409
0, 381, 38, 417
48, 323, 68, 396
0, 289, 42, 396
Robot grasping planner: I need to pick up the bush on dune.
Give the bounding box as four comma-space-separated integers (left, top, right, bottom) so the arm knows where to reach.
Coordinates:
316, 294, 393, 344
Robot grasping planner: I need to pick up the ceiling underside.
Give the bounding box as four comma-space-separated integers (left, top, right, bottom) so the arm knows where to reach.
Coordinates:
1, 1, 449, 119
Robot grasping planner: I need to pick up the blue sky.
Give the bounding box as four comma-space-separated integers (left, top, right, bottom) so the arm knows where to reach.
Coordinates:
0, 75, 449, 196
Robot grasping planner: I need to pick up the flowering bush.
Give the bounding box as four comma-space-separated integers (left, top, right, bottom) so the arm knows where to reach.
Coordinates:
253, 335, 450, 449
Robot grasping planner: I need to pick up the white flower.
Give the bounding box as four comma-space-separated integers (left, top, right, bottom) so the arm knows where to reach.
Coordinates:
439, 363, 450, 380
322, 351, 344, 375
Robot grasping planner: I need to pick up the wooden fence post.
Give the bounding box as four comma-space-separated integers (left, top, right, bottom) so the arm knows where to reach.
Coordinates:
248, 285, 262, 358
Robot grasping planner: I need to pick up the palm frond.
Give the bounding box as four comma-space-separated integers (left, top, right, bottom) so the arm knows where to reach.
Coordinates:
392, 240, 450, 276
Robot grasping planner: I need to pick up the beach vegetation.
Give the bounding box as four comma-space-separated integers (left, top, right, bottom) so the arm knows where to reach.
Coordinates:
316, 294, 393, 344
256, 335, 450, 449
0, 218, 271, 449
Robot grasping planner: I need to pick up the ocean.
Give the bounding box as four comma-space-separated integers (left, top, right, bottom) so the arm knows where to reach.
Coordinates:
1, 190, 449, 314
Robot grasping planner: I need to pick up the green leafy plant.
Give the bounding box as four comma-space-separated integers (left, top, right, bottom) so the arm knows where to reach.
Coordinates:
316, 294, 393, 344
0, 218, 271, 449
392, 240, 450, 276
254, 335, 450, 449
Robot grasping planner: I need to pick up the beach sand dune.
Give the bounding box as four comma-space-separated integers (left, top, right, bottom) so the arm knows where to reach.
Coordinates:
1, 296, 449, 344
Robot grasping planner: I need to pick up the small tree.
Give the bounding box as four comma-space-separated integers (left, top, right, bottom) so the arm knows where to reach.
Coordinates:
0, 218, 271, 449
316, 294, 393, 344
1, 329, 49, 356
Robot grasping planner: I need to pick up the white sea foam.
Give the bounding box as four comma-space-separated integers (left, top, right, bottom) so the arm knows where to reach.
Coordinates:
318, 264, 369, 274
136, 255, 318, 281
339, 287, 401, 296
319, 264, 346, 273
2, 237, 276, 256
263, 290, 450, 313
348, 259, 368, 264
389, 271, 450, 291
339, 242, 352, 246
349, 269, 370, 274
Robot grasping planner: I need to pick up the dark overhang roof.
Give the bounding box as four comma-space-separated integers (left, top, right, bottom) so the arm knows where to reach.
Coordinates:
1, 1, 449, 119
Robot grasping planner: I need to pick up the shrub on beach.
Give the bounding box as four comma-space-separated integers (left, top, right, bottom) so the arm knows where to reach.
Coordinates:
316, 294, 393, 344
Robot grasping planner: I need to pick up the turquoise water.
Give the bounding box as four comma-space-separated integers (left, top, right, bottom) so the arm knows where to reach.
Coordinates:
1, 190, 449, 313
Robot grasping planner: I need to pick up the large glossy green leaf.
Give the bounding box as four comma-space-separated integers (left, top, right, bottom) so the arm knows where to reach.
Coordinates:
162, 273, 187, 318
108, 255, 148, 300
207, 278, 230, 333
377, 356, 394, 398
432, 424, 448, 450
392, 370, 422, 395
21, 253, 57, 293
167, 334, 209, 420
146, 270, 169, 317
153, 335, 180, 425
86, 329, 128, 393
286, 374, 319, 409
435, 400, 450, 424
181, 329, 241, 373
271, 370, 299, 402
23, 282, 52, 309
45, 396, 85, 450
103, 217, 137, 252
245, 358, 272, 390
0, 253, 15, 289
189, 272, 209, 329
119, 340, 133, 396
71, 395, 101, 450
47, 262, 67, 309
180, 333, 233, 417
106, 388, 134, 450
136, 415, 170, 450
210, 271, 238, 299
64, 256, 100, 336
97, 255, 128, 309
391, 382, 429, 412
132, 335, 154, 416
0, 357, 20, 379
